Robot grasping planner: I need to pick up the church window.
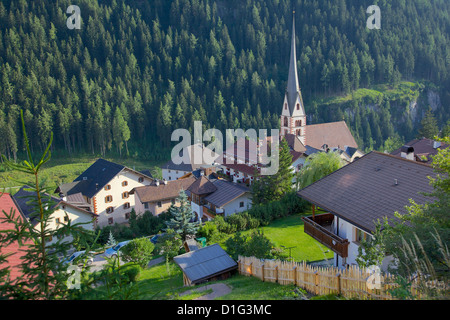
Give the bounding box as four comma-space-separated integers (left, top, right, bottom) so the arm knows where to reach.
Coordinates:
284, 117, 288, 127
297, 103, 300, 110
285, 103, 287, 110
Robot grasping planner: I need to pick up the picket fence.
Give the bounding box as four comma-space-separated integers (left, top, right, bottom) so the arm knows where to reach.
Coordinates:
238, 256, 399, 300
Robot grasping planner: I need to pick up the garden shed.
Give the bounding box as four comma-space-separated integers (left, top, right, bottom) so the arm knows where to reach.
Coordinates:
174, 244, 237, 286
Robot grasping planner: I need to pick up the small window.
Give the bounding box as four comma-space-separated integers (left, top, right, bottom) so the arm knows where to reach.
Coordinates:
297, 103, 300, 110
138, 177, 144, 183
108, 217, 114, 225
354, 228, 368, 244
122, 192, 129, 199
239, 201, 245, 208
125, 212, 131, 220
106, 207, 114, 214
64, 216, 69, 222
144, 203, 149, 209
171, 199, 176, 205
105, 195, 113, 203
122, 181, 128, 187
56, 218, 60, 224
284, 103, 287, 110
123, 202, 130, 209
157, 201, 162, 208
105, 184, 111, 191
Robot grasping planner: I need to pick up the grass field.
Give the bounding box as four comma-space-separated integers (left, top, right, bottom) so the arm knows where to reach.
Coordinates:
0, 153, 164, 193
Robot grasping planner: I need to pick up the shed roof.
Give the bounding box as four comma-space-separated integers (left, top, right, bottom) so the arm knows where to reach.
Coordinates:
173, 244, 237, 284
297, 151, 435, 233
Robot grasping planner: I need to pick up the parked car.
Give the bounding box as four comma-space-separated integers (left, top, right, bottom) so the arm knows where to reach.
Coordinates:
150, 233, 166, 244
62, 250, 94, 267
104, 240, 131, 259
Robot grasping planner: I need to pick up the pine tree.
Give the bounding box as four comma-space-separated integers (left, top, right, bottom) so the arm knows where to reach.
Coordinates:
418, 108, 439, 139
164, 189, 199, 242
106, 231, 117, 248
252, 138, 293, 204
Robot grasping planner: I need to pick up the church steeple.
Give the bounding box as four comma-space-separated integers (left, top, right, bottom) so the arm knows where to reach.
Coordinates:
286, 12, 300, 114
281, 12, 306, 145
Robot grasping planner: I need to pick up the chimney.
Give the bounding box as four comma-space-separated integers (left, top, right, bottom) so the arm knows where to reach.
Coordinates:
163, 179, 167, 185
155, 180, 160, 186
400, 145, 414, 161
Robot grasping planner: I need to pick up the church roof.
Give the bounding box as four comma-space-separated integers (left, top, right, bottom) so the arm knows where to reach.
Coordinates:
286, 13, 303, 115
305, 121, 358, 150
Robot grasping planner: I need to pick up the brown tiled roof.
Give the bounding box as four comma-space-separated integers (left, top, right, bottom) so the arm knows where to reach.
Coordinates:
297, 151, 435, 233
187, 176, 217, 195
305, 121, 358, 150
391, 138, 449, 163
131, 176, 196, 203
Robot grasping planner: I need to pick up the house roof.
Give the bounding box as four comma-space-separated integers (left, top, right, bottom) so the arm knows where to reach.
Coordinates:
187, 176, 217, 195
56, 159, 153, 199
305, 121, 358, 150
13, 186, 96, 226
0, 193, 34, 281
162, 143, 220, 172
131, 176, 196, 203
204, 180, 250, 208
391, 138, 449, 163
297, 151, 435, 233
173, 244, 237, 284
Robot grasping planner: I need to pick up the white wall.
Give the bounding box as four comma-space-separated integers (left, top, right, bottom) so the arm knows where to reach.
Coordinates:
40, 204, 95, 246
222, 193, 252, 217
162, 169, 190, 181
94, 169, 152, 227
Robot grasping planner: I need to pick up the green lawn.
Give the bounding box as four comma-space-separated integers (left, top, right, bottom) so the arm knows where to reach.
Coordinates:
135, 261, 305, 300
218, 212, 334, 263
246, 213, 333, 262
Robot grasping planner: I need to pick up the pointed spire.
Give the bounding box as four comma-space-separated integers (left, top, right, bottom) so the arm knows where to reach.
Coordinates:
286, 11, 301, 115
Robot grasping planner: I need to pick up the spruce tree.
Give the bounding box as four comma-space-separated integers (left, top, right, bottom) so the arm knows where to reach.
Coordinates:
164, 189, 199, 242
418, 108, 439, 139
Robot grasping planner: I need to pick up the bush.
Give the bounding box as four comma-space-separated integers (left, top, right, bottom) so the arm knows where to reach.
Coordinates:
120, 237, 155, 268
120, 263, 142, 282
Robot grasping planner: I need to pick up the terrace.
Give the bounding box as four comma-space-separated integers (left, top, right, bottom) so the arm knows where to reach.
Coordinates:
301, 213, 349, 258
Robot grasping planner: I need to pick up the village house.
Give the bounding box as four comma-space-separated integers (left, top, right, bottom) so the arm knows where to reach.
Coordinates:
391, 138, 449, 163
55, 158, 154, 227
187, 174, 251, 222
296, 151, 435, 271
13, 186, 97, 246
131, 176, 196, 216
161, 143, 220, 181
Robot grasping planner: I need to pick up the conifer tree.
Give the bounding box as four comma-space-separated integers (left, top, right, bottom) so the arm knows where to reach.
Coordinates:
164, 189, 199, 242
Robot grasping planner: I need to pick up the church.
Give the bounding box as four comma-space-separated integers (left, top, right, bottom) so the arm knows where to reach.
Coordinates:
280, 13, 358, 153
221, 14, 361, 186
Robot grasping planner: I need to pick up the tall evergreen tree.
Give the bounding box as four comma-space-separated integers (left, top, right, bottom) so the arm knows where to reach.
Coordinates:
164, 189, 199, 242
418, 108, 439, 139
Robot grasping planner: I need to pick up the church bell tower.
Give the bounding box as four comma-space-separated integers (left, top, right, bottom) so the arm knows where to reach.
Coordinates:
280, 12, 306, 145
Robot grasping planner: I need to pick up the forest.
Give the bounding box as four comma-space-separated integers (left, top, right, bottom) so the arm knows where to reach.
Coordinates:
0, 0, 449, 162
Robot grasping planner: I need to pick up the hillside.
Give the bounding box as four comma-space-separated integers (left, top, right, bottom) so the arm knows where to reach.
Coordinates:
0, 0, 449, 162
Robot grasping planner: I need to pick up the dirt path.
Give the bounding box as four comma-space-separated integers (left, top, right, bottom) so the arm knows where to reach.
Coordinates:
180, 283, 232, 300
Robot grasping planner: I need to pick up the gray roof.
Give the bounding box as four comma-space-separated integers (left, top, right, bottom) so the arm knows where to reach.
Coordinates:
14, 186, 61, 225
204, 180, 250, 208
56, 158, 152, 199
297, 151, 435, 233
173, 244, 237, 284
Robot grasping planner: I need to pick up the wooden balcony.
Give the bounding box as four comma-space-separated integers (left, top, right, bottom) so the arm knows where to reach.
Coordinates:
301, 213, 349, 258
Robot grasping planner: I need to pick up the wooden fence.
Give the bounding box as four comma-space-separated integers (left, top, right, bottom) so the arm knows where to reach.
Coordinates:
238, 256, 399, 300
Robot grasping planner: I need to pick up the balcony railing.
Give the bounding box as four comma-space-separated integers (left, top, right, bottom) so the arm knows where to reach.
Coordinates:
302, 213, 349, 258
